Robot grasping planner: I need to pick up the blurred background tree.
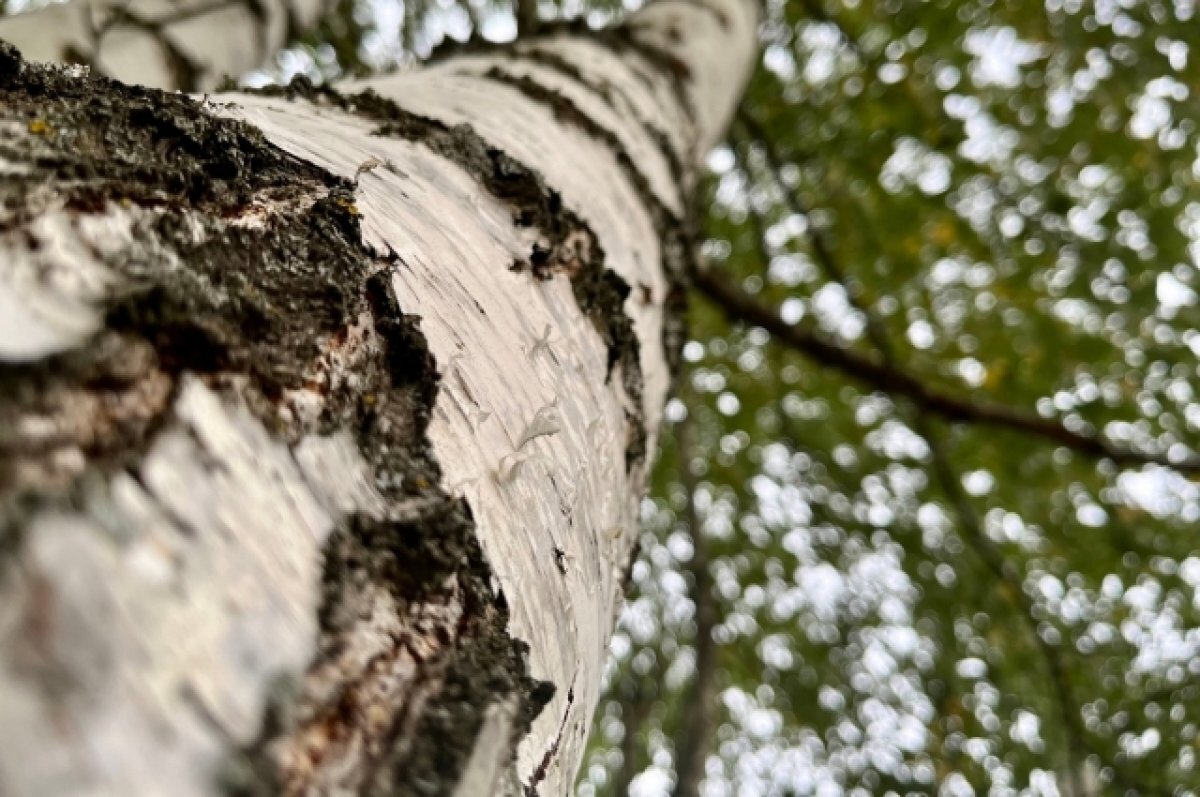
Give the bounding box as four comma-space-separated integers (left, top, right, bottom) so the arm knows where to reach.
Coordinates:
6, 0, 1200, 794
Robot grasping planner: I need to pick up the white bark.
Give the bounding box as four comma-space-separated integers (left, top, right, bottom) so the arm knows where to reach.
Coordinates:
0, 1, 758, 794
0, 378, 361, 796
0, 0, 331, 89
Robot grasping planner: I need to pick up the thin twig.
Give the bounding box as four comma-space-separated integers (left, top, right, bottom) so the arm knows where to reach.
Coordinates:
515, 0, 540, 37
611, 683, 653, 797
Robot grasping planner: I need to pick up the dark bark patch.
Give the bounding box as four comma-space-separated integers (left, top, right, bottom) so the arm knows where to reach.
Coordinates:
104, 191, 367, 410
426, 19, 697, 123
364, 269, 439, 415
0, 44, 330, 227
366, 610, 555, 797
0, 332, 176, 554
227, 499, 552, 797
0, 40, 354, 528
524, 678, 575, 797
475, 65, 695, 381
246, 77, 652, 475
506, 43, 688, 188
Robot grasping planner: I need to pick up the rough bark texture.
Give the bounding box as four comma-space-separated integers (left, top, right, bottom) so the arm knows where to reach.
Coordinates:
0, 0, 336, 90
0, 2, 757, 794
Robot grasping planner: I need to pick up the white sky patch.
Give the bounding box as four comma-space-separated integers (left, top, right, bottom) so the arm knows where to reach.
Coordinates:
866, 419, 931, 461
629, 768, 673, 797
1075, 502, 1108, 528
880, 138, 953, 195
769, 253, 818, 287
963, 26, 1047, 89
1079, 163, 1114, 191
812, 282, 866, 341
1116, 467, 1200, 520
962, 470, 995, 497
940, 772, 976, 797
479, 11, 517, 41
944, 95, 1020, 166
1067, 197, 1110, 242
717, 392, 741, 416
763, 43, 797, 81
907, 318, 935, 349
984, 509, 1045, 551
1157, 271, 1197, 310
1130, 93, 1172, 140
706, 146, 736, 174
956, 657, 987, 679
780, 297, 805, 324
1046, 83, 1076, 128
1129, 76, 1188, 142
956, 357, 987, 388
1009, 709, 1044, 752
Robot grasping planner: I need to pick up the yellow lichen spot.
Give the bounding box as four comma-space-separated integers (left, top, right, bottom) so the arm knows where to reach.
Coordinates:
413, 476, 430, 490
333, 195, 361, 216
28, 119, 51, 135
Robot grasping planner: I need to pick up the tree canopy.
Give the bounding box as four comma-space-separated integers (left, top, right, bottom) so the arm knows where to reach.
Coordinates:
5, 0, 1199, 794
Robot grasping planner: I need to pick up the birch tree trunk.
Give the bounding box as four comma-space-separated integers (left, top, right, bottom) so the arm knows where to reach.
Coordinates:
0, 2, 757, 795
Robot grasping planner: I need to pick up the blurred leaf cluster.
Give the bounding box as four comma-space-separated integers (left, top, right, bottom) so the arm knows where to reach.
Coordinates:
590, 2, 1200, 796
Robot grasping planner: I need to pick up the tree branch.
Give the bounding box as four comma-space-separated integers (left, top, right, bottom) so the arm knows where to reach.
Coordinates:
692, 266, 1200, 473
670, 412, 720, 797
610, 681, 654, 797
709, 116, 1200, 473
515, 0, 540, 37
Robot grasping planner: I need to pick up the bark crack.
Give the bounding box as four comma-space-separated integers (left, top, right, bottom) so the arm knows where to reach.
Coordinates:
523, 675, 576, 797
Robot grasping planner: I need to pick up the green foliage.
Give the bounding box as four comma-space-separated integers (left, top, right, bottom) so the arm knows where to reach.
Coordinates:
586, 2, 1200, 796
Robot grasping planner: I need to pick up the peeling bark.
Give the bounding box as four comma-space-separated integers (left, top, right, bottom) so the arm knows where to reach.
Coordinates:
0, 2, 757, 794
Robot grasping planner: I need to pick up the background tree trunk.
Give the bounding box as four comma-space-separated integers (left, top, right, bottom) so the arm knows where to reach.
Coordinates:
0, 0, 339, 90
0, 2, 757, 795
